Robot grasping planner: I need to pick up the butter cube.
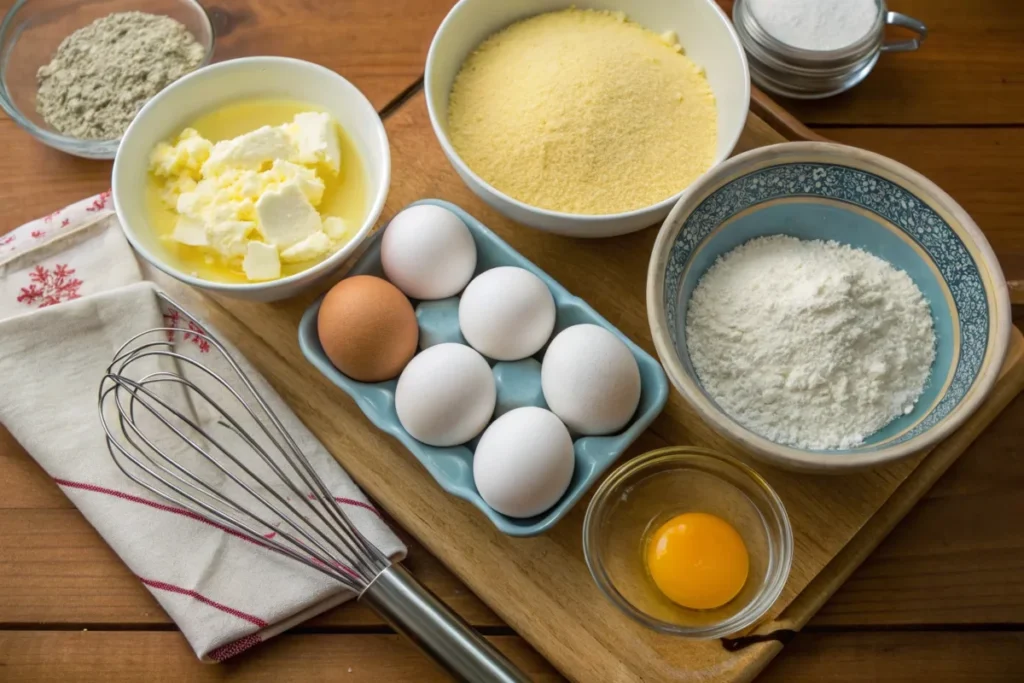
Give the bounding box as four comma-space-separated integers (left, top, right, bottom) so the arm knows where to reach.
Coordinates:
203, 126, 295, 174
288, 112, 341, 174
268, 160, 325, 206
171, 217, 208, 246
322, 216, 350, 241
243, 241, 281, 281
255, 182, 321, 248
281, 230, 332, 263
208, 220, 255, 258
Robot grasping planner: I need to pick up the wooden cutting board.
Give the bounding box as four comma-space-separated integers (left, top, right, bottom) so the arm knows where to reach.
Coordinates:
158, 86, 1024, 682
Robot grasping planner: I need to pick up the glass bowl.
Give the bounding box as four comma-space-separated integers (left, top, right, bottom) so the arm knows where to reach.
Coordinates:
582, 447, 793, 638
0, 0, 214, 159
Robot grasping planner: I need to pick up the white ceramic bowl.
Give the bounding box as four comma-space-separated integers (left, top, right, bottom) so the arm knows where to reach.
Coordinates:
425, 0, 749, 238
113, 57, 390, 301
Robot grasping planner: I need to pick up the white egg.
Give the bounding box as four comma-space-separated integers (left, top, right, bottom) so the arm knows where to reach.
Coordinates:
541, 324, 642, 435
381, 205, 477, 300
395, 343, 495, 447
459, 266, 556, 361
473, 407, 575, 518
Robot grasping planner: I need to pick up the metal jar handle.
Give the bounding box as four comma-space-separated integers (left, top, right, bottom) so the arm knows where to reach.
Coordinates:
882, 11, 928, 52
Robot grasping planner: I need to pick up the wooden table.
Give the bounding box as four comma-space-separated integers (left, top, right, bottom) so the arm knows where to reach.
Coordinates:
1, 1, 1022, 680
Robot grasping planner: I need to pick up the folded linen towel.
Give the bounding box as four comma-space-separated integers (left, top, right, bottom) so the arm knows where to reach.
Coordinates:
0, 194, 405, 661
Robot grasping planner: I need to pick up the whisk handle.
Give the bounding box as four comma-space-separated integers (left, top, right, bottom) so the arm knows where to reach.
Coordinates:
361, 564, 532, 683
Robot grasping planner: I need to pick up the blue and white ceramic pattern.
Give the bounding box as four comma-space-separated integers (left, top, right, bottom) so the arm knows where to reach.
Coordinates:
300, 199, 669, 535
647, 142, 1010, 472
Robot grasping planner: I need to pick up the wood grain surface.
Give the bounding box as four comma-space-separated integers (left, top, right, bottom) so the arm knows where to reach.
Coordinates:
1, 0, 1022, 680
1, 631, 1022, 682
722, 0, 1024, 125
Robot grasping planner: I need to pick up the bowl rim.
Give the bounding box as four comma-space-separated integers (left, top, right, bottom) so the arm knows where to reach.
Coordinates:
111, 56, 391, 294
646, 141, 1012, 471
0, 0, 216, 148
423, 0, 750, 224
582, 446, 794, 637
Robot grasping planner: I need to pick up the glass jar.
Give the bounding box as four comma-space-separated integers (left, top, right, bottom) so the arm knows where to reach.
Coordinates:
733, 0, 927, 99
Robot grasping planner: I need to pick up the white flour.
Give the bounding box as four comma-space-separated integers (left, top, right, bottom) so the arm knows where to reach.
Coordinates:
686, 236, 936, 450
748, 0, 879, 51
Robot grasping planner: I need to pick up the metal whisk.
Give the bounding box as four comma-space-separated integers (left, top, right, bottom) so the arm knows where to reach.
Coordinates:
98, 294, 528, 683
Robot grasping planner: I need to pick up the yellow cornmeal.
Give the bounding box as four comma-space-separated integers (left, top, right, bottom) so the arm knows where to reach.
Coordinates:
448, 9, 717, 215
145, 100, 368, 284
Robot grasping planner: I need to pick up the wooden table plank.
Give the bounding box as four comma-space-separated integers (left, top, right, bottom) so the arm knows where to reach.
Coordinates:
0, 632, 562, 682
762, 630, 1024, 681
719, 0, 1024, 125
2, 630, 1022, 682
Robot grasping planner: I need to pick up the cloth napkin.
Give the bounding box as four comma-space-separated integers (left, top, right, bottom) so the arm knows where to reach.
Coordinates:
0, 194, 405, 661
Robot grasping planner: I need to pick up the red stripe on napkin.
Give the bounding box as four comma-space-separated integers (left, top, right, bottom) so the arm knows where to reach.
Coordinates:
208, 633, 263, 662
53, 477, 273, 551
139, 577, 269, 628
53, 477, 363, 580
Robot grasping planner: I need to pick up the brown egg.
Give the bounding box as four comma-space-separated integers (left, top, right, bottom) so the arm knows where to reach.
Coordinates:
318, 275, 419, 382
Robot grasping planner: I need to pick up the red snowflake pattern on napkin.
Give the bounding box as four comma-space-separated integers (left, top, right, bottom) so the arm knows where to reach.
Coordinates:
163, 309, 211, 353
17, 264, 83, 308
86, 189, 112, 212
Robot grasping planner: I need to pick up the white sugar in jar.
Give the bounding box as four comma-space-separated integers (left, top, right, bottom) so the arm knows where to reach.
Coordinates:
732, 0, 927, 99
749, 0, 877, 51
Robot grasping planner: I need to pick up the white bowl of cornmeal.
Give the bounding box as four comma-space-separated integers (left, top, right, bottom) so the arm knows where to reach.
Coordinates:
113, 57, 390, 301
425, 0, 749, 238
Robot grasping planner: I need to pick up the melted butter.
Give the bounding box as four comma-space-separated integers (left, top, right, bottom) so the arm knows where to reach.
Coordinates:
144, 99, 369, 284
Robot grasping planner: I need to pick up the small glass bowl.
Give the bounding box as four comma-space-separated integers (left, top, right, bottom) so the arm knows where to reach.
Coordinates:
583, 447, 793, 638
0, 0, 214, 159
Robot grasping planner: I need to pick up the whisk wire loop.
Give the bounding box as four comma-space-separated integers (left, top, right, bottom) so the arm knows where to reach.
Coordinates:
97, 293, 528, 682
99, 299, 389, 588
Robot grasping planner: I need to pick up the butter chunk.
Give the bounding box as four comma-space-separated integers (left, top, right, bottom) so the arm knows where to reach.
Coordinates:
208, 220, 255, 258
161, 175, 197, 207
281, 230, 332, 263
255, 182, 321, 248
268, 160, 325, 206
203, 126, 295, 174
209, 198, 256, 224
171, 217, 208, 246
176, 187, 212, 217
150, 128, 212, 179
287, 112, 341, 174
243, 241, 281, 280
322, 216, 350, 241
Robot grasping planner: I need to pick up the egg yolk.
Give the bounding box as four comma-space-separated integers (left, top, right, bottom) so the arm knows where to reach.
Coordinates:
645, 512, 749, 610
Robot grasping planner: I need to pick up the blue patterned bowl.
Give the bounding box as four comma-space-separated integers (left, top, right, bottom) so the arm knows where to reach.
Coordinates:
647, 142, 1011, 472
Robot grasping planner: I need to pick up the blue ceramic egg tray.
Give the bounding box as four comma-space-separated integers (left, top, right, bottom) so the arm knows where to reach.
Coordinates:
298, 199, 669, 536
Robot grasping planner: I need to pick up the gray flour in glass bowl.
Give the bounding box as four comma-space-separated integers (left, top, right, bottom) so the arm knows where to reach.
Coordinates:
36, 11, 205, 140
